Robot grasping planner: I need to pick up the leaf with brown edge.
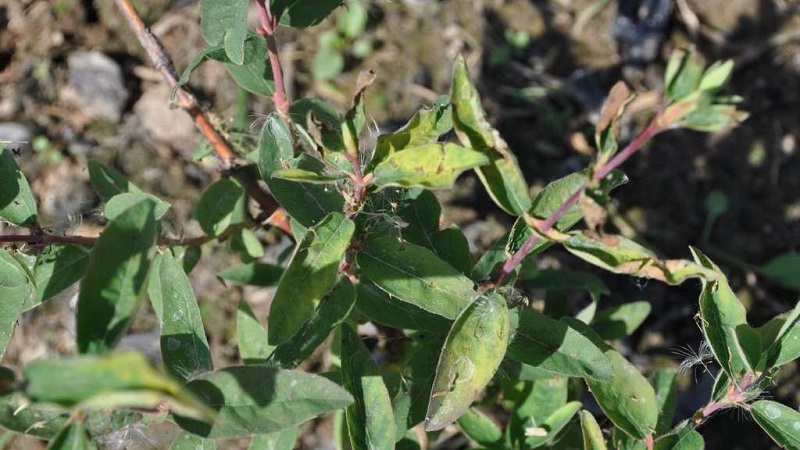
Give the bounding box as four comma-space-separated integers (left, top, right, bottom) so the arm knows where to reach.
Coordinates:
563, 232, 717, 285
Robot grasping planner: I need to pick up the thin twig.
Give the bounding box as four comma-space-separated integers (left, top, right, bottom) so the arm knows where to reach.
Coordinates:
113, 0, 280, 216
491, 117, 663, 284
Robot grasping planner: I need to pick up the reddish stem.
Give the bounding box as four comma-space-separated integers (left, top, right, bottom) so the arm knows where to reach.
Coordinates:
492, 117, 662, 284
255, 0, 291, 127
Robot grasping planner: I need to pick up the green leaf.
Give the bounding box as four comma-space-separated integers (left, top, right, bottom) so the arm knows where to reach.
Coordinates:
506, 375, 568, 445
271, 278, 356, 368
581, 410, 608, 450
178, 35, 274, 97
591, 301, 651, 340
258, 114, 344, 227
372, 143, 489, 189
664, 50, 704, 102
690, 248, 751, 379
750, 400, 800, 450
402, 332, 446, 428
236, 299, 273, 365
47, 421, 93, 450
355, 281, 451, 332
153, 252, 213, 382
612, 427, 647, 450
369, 96, 452, 171
564, 233, 717, 285
521, 269, 610, 301
273, 0, 343, 28
0, 146, 37, 226
759, 252, 800, 290
272, 168, 346, 184
341, 324, 395, 449
457, 407, 505, 449
337, 0, 367, 38
173, 366, 354, 438
649, 369, 677, 436
652, 425, 704, 450
195, 179, 246, 237
219, 263, 284, 287
565, 319, 657, 440
200, 0, 249, 65
87, 160, 138, 203
0, 392, 67, 439
248, 427, 298, 450
0, 250, 33, 358
31, 244, 91, 307
450, 55, 531, 215
171, 431, 216, 450
426, 292, 509, 431
105, 192, 170, 221
758, 304, 800, 368
392, 189, 471, 274
506, 308, 612, 381
76, 199, 156, 354
230, 229, 265, 261
23, 352, 213, 421
358, 236, 475, 321
268, 212, 354, 344
313, 32, 345, 80
698, 60, 734, 93
523, 401, 582, 448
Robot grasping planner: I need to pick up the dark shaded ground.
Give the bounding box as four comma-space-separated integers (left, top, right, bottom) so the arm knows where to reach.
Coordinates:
0, 0, 798, 448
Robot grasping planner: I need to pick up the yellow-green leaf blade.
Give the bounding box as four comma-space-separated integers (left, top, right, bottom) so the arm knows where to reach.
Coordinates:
0, 146, 37, 226
372, 143, 490, 189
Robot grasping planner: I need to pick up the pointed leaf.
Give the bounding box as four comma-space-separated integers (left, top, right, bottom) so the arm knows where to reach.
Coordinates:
200, 0, 249, 65
272, 0, 343, 28
565, 319, 657, 439
759, 252, 800, 290
76, 199, 156, 354
358, 236, 475, 321
271, 278, 356, 368
457, 407, 505, 450
0, 392, 67, 439
236, 299, 273, 365
105, 192, 169, 221
0, 146, 37, 226
564, 233, 717, 285
23, 352, 213, 421
173, 366, 354, 438
272, 168, 346, 184
154, 252, 213, 382
751, 400, 800, 450
690, 248, 751, 379
258, 114, 344, 227
341, 324, 395, 449
195, 179, 246, 237
507, 376, 569, 445
0, 250, 33, 358
372, 143, 489, 189
759, 305, 800, 368
506, 308, 611, 381
268, 212, 354, 344
648, 369, 678, 436
220, 263, 284, 287
653, 426, 704, 450
581, 410, 608, 450
370, 96, 452, 171
47, 421, 93, 450
426, 292, 509, 431
523, 401, 581, 448
591, 301, 651, 340
88, 160, 134, 202
31, 244, 90, 307
355, 281, 451, 332
451, 56, 531, 215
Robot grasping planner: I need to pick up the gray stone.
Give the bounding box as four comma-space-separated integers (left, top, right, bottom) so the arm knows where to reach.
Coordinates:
64, 51, 129, 122
134, 83, 197, 152
0, 122, 32, 149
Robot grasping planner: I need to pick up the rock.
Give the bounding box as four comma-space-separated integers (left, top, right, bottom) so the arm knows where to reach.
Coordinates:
134, 83, 197, 152
0, 122, 32, 149
63, 51, 129, 122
